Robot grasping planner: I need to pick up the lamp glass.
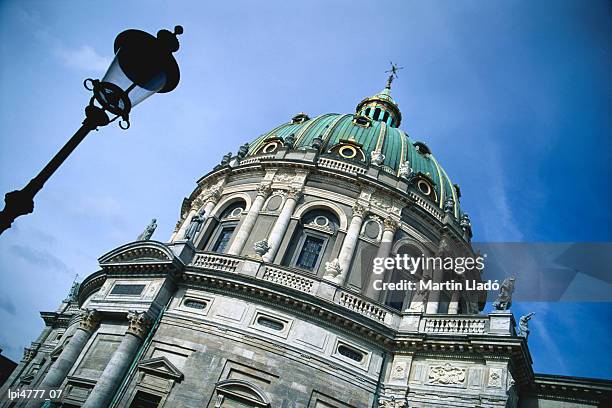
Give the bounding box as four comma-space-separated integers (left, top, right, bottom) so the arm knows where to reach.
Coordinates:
102, 47, 168, 108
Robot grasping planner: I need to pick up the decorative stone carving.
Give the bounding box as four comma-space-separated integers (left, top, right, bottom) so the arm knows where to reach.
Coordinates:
22, 347, 36, 363
284, 133, 296, 149
518, 312, 535, 339
324, 258, 342, 279
196, 179, 225, 206
304, 216, 334, 234
398, 161, 412, 178
352, 203, 368, 218
443, 196, 455, 214
383, 217, 399, 232
126, 311, 153, 339
274, 171, 296, 183
285, 186, 303, 200
79, 309, 101, 332
488, 368, 503, 388
236, 142, 249, 160
390, 360, 408, 380
64, 280, 80, 303
137, 218, 157, 241
311, 136, 323, 151
256, 183, 272, 198
220, 152, 232, 166
407, 276, 431, 312
436, 234, 452, 257
428, 363, 466, 385
370, 194, 400, 216
183, 207, 205, 242
493, 276, 515, 310
370, 149, 385, 166
253, 240, 270, 257
378, 396, 406, 408
459, 213, 471, 231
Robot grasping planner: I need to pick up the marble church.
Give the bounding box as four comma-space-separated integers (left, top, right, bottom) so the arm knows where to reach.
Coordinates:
1, 74, 610, 408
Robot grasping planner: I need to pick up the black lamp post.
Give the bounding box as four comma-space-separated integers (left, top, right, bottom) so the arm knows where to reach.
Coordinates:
0, 26, 183, 235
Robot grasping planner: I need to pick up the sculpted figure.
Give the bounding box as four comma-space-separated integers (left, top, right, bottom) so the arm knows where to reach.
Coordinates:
443, 197, 455, 214
220, 152, 232, 166
407, 275, 431, 312
518, 312, 535, 339
398, 161, 412, 178
253, 239, 270, 257
493, 276, 516, 310
183, 208, 205, 242
324, 258, 342, 279
237, 143, 249, 159
137, 218, 157, 241
370, 150, 385, 166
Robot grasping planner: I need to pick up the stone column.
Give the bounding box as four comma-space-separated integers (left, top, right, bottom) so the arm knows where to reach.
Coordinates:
25, 310, 100, 408
448, 291, 460, 314
426, 268, 443, 314
262, 187, 302, 263
334, 203, 367, 284
227, 184, 271, 255
193, 193, 221, 245
366, 218, 398, 298
82, 311, 152, 408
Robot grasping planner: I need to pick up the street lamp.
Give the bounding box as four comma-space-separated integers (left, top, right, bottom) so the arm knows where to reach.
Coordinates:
0, 25, 183, 235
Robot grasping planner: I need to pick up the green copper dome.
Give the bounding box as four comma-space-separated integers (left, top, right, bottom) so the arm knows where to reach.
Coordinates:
246, 86, 461, 216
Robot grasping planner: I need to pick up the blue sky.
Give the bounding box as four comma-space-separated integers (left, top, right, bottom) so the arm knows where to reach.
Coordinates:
0, 0, 610, 379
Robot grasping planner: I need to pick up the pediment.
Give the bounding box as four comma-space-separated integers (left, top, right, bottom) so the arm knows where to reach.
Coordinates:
98, 241, 175, 267
138, 356, 184, 382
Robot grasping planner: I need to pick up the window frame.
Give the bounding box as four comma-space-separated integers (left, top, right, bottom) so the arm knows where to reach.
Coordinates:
290, 230, 330, 273
206, 221, 238, 253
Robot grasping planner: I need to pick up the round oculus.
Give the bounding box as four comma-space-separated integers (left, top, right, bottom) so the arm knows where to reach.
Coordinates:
418, 180, 432, 196
339, 145, 357, 159
262, 141, 280, 153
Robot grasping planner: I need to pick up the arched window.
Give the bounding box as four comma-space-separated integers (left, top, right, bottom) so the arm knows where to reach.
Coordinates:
286, 209, 339, 273
373, 107, 381, 121
383, 244, 423, 311
205, 201, 245, 253
382, 111, 389, 123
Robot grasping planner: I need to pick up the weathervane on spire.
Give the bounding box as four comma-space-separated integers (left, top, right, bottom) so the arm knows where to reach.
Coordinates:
385, 62, 403, 89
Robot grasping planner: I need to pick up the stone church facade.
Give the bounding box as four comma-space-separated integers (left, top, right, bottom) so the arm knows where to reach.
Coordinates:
1, 79, 610, 407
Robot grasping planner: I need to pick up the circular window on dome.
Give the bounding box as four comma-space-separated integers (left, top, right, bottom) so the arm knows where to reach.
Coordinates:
262, 141, 280, 153
329, 142, 366, 162
339, 145, 357, 159
417, 180, 432, 196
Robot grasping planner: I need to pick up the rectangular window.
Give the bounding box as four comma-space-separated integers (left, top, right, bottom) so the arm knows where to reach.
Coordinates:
110, 284, 146, 296
213, 227, 235, 253
129, 391, 161, 408
296, 236, 324, 271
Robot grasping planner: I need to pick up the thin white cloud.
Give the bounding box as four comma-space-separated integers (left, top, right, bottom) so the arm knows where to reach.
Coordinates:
74, 195, 122, 218
54, 45, 110, 73
16, 5, 110, 74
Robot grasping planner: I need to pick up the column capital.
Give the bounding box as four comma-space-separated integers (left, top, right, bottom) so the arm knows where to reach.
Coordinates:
126, 311, 153, 339
79, 309, 101, 333
383, 217, 400, 233
285, 186, 303, 201
352, 203, 368, 218
256, 183, 272, 198
204, 188, 223, 205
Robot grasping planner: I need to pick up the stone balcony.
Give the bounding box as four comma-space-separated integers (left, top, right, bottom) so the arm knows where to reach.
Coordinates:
185, 250, 516, 337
